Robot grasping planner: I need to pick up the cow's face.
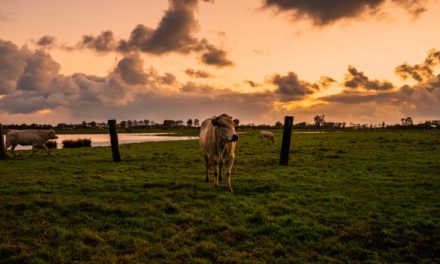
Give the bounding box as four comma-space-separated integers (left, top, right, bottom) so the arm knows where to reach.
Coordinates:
49, 129, 58, 139
212, 114, 239, 143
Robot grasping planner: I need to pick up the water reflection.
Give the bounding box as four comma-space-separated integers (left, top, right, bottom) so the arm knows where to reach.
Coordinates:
6, 133, 198, 150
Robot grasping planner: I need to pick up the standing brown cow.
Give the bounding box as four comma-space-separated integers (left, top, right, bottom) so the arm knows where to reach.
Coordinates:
199, 114, 239, 192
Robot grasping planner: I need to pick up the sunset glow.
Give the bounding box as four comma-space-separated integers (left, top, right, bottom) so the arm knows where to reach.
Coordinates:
1, 0, 439, 124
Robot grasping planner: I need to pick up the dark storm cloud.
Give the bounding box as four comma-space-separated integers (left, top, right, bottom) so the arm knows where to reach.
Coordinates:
263, 0, 428, 26
270, 71, 322, 100
395, 49, 440, 82
36, 35, 56, 47
185, 69, 213, 78
78, 30, 116, 53
344, 66, 394, 90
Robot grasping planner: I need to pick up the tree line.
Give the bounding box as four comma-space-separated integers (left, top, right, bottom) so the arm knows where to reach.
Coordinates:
2, 116, 439, 130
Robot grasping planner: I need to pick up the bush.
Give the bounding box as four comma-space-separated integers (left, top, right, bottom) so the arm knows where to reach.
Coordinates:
62, 138, 92, 148
45, 140, 58, 149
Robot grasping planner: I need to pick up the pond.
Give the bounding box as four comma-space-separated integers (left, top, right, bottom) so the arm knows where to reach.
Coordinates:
4, 133, 199, 150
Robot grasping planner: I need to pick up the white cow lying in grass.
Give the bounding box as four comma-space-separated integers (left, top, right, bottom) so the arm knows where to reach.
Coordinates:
259, 130, 275, 144
5, 129, 58, 156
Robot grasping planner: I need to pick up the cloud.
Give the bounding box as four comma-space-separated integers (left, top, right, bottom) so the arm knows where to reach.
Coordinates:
395, 49, 440, 82
16, 51, 61, 93
77, 0, 234, 67
270, 71, 322, 101
161, 73, 177, 85
344, 66, 394, 91
200, 41, 234, 67
263, 0, 428, 26
78, 30, 116, 53
0, 40, 32, 95
1, 38, 439, 124
112, 52, 148, 85
180, 82, 215, 93
244, 80, 262, 88
117, 0, 201, 55
185, 69, 213, 78
36, 35, 56, 48
0, 40, 165, 113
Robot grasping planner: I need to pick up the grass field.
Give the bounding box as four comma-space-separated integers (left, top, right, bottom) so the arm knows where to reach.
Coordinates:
0, 130, 439, 263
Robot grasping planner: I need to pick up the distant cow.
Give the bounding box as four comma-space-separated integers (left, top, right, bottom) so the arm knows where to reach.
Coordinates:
5, 129, 58, 156
199, 114, 239, 192
259, 130, 275, 144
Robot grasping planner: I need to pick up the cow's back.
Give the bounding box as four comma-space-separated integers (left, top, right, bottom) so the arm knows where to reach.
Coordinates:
6, 130, 49, 146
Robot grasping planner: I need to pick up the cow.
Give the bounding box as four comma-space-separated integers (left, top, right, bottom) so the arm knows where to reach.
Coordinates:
5, 129, 58, 156
199, 114, 239, 192
259, 130, 276, 144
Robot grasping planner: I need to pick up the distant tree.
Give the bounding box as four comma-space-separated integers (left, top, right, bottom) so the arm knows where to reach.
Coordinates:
176, 120, 184, 127
274, 121, 283, 128
163, 120, 177, 128
187, 119, 193, 127
81, 121, 87, 128
401, 117, 413, 126
144, 119, 150, 127
194, 119, 200, 127
120, 121, 127, 129
314, 115, 325, 128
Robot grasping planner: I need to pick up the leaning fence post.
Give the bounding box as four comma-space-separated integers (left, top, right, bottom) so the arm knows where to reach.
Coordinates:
279, 116, 294, 166
0, 124, 7, 160
108, 119, 121, 162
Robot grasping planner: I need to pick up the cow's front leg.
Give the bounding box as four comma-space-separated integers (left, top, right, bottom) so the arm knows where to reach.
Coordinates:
43, 144, 50, 156
213, 164, 219, 187
31, 144, 38, 156
225, 155, 235, 193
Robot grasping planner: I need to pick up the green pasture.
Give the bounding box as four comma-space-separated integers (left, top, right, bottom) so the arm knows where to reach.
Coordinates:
0, 130, 439, 263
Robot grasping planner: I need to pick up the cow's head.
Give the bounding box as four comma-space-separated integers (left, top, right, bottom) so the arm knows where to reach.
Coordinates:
212, 114, 239, 143
49, 129, 58, 139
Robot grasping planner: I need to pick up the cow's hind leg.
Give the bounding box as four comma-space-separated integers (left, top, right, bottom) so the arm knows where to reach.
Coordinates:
204, 155, 209, 183
226, 156, 235, 193
31, 144, 39, 156
218, 161, 223, 182
10, 144, 17, 157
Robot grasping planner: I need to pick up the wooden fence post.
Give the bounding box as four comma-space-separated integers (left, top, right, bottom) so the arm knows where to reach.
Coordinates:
0, 124, 7, 160
108, 119, 121, 162
279, 116, 294, 166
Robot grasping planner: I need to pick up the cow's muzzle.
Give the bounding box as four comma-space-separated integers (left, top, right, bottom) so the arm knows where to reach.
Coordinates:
230, 134, 239, 142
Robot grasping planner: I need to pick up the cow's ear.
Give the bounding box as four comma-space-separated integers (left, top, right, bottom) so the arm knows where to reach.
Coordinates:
233, 119, 239, 126
211, 117, 219, 126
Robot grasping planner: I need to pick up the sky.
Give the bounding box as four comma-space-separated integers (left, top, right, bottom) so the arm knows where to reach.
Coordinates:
0, 0, 439, 125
